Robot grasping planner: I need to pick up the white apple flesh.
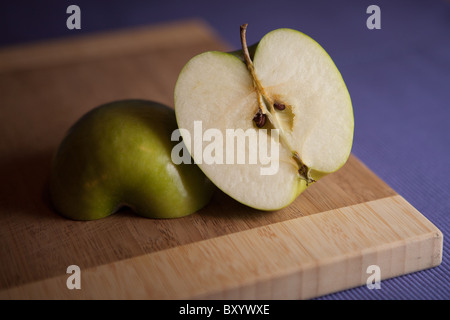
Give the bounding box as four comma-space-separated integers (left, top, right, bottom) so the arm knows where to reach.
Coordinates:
174, 25, 354, 210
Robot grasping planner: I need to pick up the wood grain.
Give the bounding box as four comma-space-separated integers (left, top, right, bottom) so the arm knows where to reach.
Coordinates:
0, 195, 442, 300
0, 19, 442, 299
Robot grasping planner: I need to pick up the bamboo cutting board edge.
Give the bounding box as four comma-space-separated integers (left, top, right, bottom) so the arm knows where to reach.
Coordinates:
0, 19, 223, 73
0, 195, 443, 300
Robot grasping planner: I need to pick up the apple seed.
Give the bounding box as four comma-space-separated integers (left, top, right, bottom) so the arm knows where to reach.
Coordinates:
273, 102, 286, 111
253, 109, 266, 128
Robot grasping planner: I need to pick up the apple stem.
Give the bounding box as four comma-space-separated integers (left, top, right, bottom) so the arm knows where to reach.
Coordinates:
240, 24, 270, 114
240, 24, 315, 185
240, 24, 253, 73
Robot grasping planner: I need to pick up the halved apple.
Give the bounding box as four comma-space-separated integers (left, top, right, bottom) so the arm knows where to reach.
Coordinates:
49, 100, 215, 220
174, 25, 353, 210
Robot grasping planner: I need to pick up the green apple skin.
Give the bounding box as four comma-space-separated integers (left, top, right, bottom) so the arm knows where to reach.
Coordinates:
49, 100, 215, 220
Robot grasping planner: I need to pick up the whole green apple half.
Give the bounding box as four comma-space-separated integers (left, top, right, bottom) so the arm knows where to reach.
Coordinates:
49, 100, 215, 220
174, 25, 354, 211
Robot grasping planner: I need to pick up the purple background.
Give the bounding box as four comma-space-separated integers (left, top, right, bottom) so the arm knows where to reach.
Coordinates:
1, 0, 449, 300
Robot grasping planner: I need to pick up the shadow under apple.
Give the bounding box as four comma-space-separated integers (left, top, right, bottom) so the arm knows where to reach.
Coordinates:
0, 149, 61, 221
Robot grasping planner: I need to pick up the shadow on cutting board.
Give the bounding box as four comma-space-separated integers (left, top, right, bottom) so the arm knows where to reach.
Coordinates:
0, 149, 64, 221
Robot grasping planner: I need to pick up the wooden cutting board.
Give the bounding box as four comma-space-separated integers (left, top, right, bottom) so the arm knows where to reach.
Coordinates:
0, 20, 442, 300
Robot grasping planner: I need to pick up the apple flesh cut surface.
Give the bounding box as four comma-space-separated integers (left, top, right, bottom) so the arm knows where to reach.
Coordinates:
175, 25, 354, 211
49, 100, 215, 220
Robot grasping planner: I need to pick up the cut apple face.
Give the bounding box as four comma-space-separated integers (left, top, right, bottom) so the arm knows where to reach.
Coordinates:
174, 25, 353, 211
